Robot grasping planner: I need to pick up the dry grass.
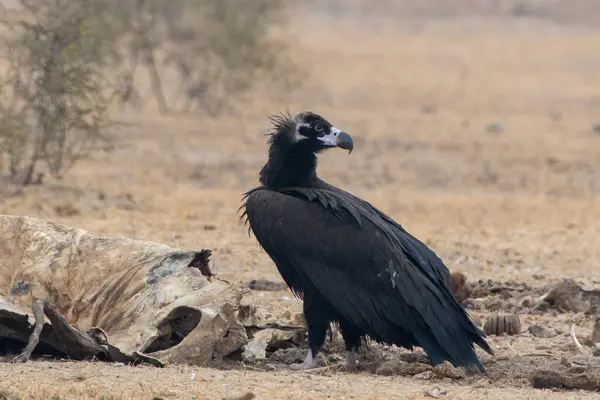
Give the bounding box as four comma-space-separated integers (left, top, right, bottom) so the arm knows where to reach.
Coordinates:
1, 358, 599, 400
2, 1, 600, 399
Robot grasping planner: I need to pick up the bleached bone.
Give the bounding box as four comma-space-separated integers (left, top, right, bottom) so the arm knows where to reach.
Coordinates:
570, 324, 589, 356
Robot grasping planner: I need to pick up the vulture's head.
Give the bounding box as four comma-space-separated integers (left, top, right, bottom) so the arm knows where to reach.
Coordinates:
268, 111, 354, 155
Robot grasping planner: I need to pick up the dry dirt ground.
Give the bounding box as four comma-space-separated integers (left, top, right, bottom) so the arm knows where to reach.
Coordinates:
2, 1, 600, 399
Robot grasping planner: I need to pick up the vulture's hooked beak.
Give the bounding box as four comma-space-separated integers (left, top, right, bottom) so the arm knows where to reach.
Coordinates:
318, 127, 354, 154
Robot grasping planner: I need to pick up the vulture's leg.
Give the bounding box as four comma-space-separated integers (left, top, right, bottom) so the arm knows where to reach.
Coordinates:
290, 296, 329, 370
339, 319, 362, 371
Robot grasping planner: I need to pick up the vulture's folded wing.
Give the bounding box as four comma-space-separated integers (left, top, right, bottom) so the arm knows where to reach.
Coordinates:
242, 188, 492, 371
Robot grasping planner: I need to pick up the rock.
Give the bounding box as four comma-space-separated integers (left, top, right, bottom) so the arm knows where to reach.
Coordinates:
425, 387, 446, 398
264, 364, 277, 371
528, 324, 557, 338
542, 279, 600, 314
532, 369, 600, 391
375, 361, 400, 376
487, 300, 507, 312
532, 301, 552, 312
433, 362, 466, 379
414, 371, 435, 380
462, 298, 486, 310
448, 271, 471, 302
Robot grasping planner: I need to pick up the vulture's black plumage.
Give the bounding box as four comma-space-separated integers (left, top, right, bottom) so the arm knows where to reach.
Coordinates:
240, 111, 493, 372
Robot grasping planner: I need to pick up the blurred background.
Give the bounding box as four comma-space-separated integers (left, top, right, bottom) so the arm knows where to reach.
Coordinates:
2, 1, 600, 398
1, 0, 599, 285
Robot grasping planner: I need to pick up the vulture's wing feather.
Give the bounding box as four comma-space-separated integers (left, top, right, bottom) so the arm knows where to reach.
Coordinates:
242, 187, 492, 371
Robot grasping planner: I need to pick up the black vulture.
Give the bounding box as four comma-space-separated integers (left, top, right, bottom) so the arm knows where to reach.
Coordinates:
240, 110, 493, 372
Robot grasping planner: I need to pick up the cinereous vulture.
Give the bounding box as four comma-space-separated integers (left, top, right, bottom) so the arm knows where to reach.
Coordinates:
240, 111, 493, 372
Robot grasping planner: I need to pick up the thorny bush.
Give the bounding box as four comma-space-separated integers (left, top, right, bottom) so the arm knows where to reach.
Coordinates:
0, 0, 299, 184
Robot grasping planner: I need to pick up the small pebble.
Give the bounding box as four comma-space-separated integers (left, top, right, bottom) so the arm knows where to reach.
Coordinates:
264, 364, 277, 371
462, 298, 485, 310
414, 371, 435, 380
485, 123, 504, 134
528, 324, 557, 338
433, 362, 465, 379
487, 300, 505, 311
420, 105, 437, 115
425, 387, 446, 398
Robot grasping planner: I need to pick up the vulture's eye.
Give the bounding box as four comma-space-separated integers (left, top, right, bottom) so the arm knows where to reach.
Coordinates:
314, 124, 323, 132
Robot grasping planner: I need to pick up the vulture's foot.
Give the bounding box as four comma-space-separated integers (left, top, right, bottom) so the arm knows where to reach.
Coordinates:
290, 350, 318, 370
345, 351, 359, 371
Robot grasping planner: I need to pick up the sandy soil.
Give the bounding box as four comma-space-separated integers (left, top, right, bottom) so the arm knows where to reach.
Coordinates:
2, 1, 600, 399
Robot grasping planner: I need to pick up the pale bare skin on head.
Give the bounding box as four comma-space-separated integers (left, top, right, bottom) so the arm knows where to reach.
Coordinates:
293, 122, 310, 142
292, 111, 318, 142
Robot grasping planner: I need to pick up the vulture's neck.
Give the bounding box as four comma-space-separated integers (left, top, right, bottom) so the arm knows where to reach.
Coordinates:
259, 143, 318, 188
